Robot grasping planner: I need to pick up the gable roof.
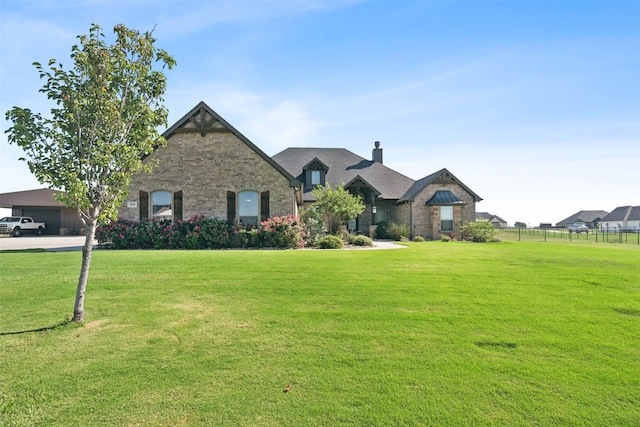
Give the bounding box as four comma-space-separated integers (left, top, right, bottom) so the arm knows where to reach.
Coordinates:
601, 206, 640, 222
556, 210, 609, 226
272, 147, 415, 201
399, 168, 482, 203
476, 212, 507, 223
162, 101, 300, 187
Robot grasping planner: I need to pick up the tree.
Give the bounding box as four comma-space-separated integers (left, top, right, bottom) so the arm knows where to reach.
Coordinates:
311, 184, 365, 235
514, 222, 527, 229
5, 24, 175, 322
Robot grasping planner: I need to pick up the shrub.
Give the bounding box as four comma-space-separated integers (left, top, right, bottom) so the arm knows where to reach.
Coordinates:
351, 235, 373, 246
317, 235, 344, 249
374, 221, 389, 239
299, 207, 325, 247
461, 220, 498, 243
260, 215, 305, 248
388, 223, 409, 241
97, 214, 305, 250
375, 221, 408, 241
413, 236, 425, 242
441, 234, 454, 242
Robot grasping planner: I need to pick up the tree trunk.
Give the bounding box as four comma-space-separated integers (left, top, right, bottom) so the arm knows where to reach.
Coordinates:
73, 217, 97, 322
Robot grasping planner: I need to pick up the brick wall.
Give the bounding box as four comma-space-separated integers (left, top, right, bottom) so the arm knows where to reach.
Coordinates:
410, 183, 477, 240
119, 131, 296, 221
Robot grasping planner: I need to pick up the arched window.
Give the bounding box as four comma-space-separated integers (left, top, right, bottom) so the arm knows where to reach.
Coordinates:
152, 191, 172, 220
238, 191, 259, 226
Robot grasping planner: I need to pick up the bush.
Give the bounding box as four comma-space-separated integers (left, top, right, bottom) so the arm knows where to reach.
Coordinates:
461, 220, 498, 243
413, 236, 425, 242
351, 235, 372, 246
260, 215, 305, 248
317, 235, 344, 249
299, 207, 325, 247
388, 223, 409, 241
374, 221, 390, 239
441, 234, 454, 242
375, 221, 408, 241
97, 214, 305, 250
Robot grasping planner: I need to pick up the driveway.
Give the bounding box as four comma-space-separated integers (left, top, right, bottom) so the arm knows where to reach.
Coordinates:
0, 235, 91, 252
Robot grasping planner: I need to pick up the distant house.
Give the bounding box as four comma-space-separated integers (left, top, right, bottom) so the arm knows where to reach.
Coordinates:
475, 212, 507, 228
556, 210, 609, 229
599, 206, 640, 231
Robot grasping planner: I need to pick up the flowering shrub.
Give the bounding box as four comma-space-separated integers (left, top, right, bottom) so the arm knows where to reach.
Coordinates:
96, 214, 305, 250
260, 215, 305, 248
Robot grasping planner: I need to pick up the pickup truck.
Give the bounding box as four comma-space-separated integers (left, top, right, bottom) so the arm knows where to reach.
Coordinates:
0, 217, 46, 237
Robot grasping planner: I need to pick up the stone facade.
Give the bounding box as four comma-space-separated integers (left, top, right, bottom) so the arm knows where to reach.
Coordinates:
119, 103, 298, 222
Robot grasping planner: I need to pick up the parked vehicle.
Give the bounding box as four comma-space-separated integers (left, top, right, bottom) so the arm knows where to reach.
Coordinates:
568, 223, 589, 233
0, 217, 46, 237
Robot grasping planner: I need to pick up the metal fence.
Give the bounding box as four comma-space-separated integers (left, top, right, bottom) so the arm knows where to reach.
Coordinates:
501, 227, 640, 245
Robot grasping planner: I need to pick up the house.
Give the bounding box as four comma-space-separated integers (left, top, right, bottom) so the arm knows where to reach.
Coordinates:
1, 101, 483, 240
556, 210, 609, 229
599, 206, 640, 231
120, 101, 481, 240
475, 212, 508, 228
118, 102, 301, 225
273, 143, 482, 240
0, 188, 84, 235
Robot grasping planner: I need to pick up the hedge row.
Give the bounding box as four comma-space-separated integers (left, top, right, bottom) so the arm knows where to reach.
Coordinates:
95, 215, 305, 250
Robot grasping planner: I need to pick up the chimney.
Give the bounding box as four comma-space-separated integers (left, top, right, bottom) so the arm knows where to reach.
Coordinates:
372, 141, 383, 164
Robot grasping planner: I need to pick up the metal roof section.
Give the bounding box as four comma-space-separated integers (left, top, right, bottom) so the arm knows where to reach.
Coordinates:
425, 190, 466, 205
0, 188, 67, 208
161, 101, 301, 188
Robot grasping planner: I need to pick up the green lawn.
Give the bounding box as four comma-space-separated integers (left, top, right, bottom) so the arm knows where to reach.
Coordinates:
1, 242, 639, 426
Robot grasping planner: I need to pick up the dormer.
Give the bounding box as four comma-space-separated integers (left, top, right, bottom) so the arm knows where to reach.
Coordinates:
303, 157, 329, 190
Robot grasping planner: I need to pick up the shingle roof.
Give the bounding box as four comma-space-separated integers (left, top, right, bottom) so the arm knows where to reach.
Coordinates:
476, 212, 507, 223
272, 148, 415, 201
556, 210, 609, 226
601, 206, 640, 222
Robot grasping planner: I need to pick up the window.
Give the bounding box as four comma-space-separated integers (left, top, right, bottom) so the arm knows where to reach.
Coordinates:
440, 206, 453, 231
311, 170, 320, 185
375, 208, 386, 224
239, 191, 259, 226
152, 191, 172, 220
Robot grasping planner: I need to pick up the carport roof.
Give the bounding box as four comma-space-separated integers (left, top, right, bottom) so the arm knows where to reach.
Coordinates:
0, 188, 67, 208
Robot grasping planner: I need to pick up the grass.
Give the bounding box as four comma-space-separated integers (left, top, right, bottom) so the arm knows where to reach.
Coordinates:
1, 241, 639, 426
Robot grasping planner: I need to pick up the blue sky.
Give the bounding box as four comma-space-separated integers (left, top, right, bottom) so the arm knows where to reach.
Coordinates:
1, 0, 638, 226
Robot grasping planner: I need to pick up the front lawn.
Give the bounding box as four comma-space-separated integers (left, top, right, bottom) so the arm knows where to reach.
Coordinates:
1, 242, 639, 425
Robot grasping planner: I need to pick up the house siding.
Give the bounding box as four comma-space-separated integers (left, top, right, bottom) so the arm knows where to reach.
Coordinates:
120, 131, 296, 221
